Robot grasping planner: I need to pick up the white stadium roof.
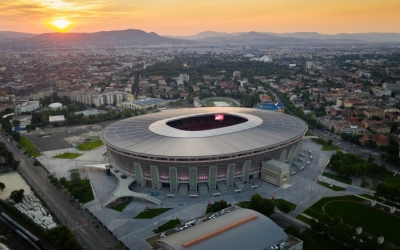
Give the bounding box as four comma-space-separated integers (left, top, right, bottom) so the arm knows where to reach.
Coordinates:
101, 107, 307, 159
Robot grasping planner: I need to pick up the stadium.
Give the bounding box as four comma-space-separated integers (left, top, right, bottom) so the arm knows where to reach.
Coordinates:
101, 107, 307, 192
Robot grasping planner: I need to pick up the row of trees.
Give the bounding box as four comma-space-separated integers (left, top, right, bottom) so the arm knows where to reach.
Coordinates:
330, 151, 385, 177
0, 142, 20, 170
276, 91, 324, 129
375, 183, 400, 203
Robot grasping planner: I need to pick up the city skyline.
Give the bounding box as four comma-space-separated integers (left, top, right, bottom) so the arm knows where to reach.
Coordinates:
1, 0, 400, 35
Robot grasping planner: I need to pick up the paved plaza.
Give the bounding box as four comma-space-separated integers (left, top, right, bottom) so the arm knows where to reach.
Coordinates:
36, 139, 371, 249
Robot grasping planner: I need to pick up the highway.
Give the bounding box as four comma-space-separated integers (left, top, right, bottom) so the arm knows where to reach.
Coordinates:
0, 133, 113, 250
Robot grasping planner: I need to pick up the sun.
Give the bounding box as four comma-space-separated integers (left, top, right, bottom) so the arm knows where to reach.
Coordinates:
47, 18, 73, 32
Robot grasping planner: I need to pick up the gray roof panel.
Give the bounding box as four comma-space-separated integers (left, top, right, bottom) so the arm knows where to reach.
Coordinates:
101, 107, 307, 159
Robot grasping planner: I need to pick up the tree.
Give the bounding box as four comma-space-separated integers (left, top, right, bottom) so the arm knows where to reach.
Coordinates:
70, 171, 81, 184
0, 182, 5, 191
61, 189, 68, 199
11, 132, 21, 142
12, 120, 20, 127
249, 193, 275, 217
59, 177, 67, 186
10, 189, 24, 203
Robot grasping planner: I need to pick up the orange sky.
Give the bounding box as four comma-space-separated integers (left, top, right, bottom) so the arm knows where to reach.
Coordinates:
1, 0, 400, 35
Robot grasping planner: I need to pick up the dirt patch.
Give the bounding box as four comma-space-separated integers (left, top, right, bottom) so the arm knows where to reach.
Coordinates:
0, 172, 32, 200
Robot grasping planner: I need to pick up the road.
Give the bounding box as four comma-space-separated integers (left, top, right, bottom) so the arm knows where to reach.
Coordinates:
267, 86, 399, 172
0, 133, 113, 250
311, 128, 400, 172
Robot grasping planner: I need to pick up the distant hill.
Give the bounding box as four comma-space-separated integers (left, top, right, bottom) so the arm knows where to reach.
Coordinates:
173, 31, 400, 43
0, 31, 37, 39
32, 29, 194, 46
167, 31, 241, 40
263, 32, 400, 43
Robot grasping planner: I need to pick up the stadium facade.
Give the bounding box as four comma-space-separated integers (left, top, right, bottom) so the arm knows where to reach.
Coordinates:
101, 107, 307, 191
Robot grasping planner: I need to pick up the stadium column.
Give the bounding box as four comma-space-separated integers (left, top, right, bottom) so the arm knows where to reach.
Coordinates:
169, 167, 178, 192
189, 167, 197, 191
150, 165, 160, 189
241, 160, 251, 184
134, 163, 145, 187
208, 166, 217, 190
288, 146, 296, 165
226, 163, 235, 187
295, 142, 302, 160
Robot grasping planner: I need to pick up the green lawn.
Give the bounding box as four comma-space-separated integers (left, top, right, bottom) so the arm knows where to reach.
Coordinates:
236, 201, 251, 209
302, 209, 323, 220
77, 140, 104, 151
274, 199, 297, 213
53, 152, 82, 159
109, 201, 131, 212
295, 214, 313, 224
305, 130, 314, 136
322, 172, 352, 184
153, 219, 181, 234
359, 194, 382, 201
312, 138, 341, 151
134, 208, 172, 219
309, 196, 356, 212
64, 180, 94, 203
205, 99, 236, 107
324, 201, 400, 246
301, 229, 348, 250
19, 137, 41, 156
317, 181, 346, 191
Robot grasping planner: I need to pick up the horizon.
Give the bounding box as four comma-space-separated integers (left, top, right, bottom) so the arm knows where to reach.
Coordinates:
2, 29, 400, 37
1, 0, 400, 35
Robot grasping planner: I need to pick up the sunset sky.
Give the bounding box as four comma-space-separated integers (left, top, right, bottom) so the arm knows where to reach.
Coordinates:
1, 0, 400, 35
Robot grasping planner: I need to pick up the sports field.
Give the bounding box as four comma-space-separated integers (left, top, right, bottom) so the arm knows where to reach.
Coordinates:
324, 201, 400, 246
205, 99, 237, 107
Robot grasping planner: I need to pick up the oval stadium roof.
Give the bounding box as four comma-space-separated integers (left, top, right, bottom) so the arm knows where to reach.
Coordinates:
101, 107, 307, 159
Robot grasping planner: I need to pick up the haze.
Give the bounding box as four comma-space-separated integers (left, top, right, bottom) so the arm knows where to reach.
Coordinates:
1, 0, 400, 35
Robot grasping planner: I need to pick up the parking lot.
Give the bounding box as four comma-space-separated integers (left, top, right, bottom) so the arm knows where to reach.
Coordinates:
24, 124, 107, 152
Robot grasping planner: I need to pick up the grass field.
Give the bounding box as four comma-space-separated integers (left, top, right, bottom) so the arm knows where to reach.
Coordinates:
324, 201, 400, 246
302, 209, 323, 220
153, 219, 181, 234
322, 172, 352, 184
53, 152, 82, 159
295, 214, 313, 224
309, 196, 362, 212
274, 199, 297, 213
77, 140, 104, 151
109, 201, 131, 212
359, 194, 382, 201
312, 138, 341, 151
236, 201, 251, 209
301, 229, 348, 250
317, 181, 347, 191
19, 137, 41, 156
205, 99, 236, 107
64, 180, 94, 203
134, 208, 172, 219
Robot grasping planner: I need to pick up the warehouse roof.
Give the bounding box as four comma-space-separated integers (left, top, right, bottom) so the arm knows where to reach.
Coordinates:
157, 208, 288, 250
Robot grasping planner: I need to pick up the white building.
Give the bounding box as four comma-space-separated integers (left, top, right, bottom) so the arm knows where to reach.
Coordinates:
16, 101, 39, 115
233, 71, 241, 78
305, 61, 314, 70
371, 86, 392, 97
179, 74, 190, 83
383, 82, 400, 94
